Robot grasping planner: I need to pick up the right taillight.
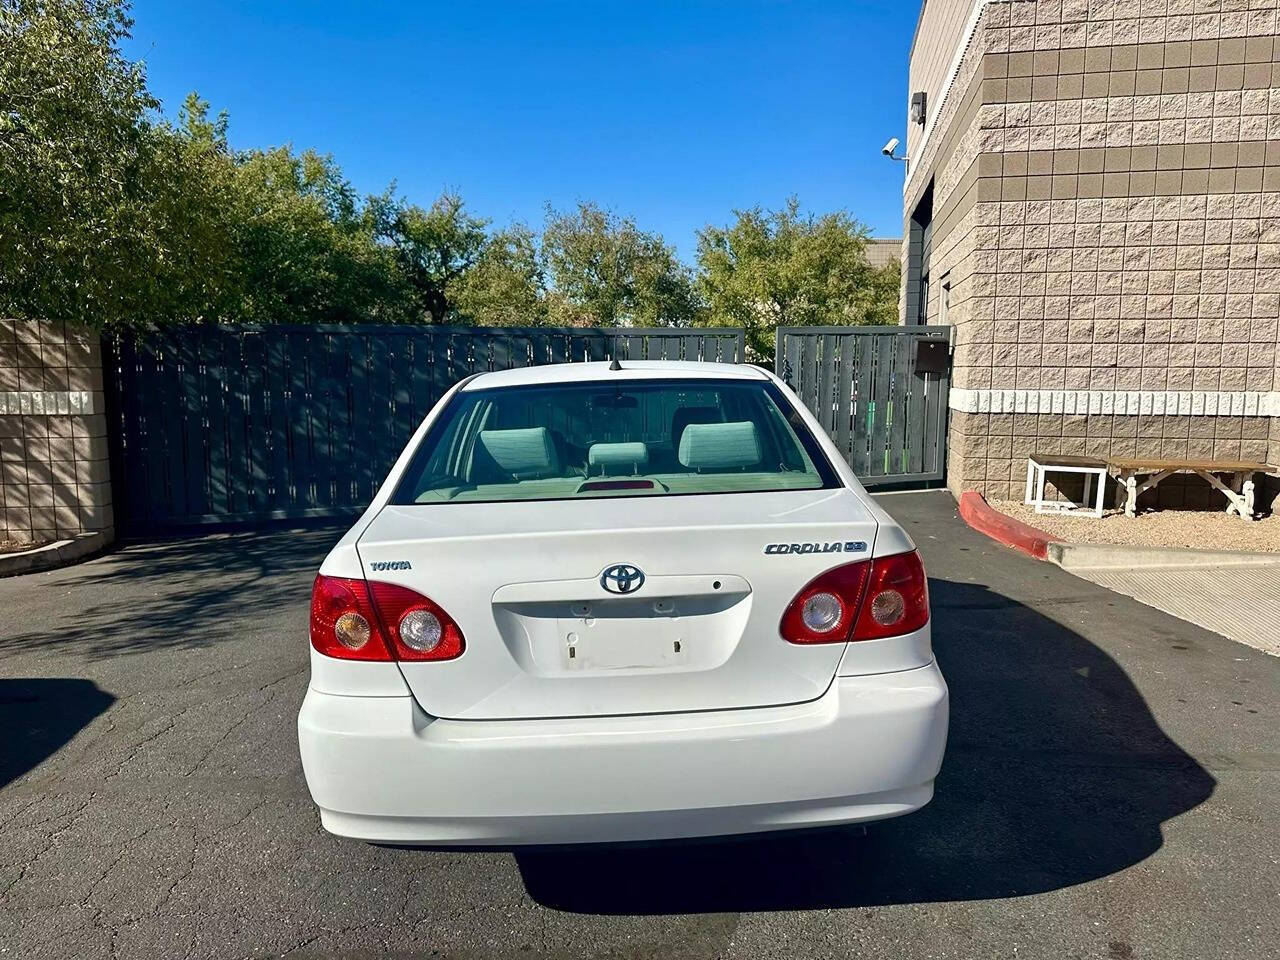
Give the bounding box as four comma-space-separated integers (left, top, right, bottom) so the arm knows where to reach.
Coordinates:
852, 550, 930, 641
780, 559, 873, 644
780, 550, 929, 645
309, 574, 465, 662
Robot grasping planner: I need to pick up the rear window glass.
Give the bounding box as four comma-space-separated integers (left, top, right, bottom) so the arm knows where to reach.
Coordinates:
391, 377, 839, 504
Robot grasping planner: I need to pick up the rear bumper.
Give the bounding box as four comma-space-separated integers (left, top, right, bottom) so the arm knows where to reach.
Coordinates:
297, 662, 948, 845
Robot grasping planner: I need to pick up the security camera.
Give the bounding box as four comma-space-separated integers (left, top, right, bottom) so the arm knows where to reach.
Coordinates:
881, 137, 900, 157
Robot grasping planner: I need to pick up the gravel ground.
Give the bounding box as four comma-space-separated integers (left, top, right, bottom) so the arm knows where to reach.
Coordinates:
0, 539, 46, 554
992, 500, 1280, 552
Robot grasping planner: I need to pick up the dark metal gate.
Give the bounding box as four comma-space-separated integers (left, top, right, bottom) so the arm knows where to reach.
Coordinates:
775, 325, 951, 487
104, 324, 746, 534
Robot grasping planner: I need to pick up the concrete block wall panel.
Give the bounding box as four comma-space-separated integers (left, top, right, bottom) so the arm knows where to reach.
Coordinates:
906, 0, 1280, 507
903, 1, 994, 325
0, 320, 114, 544
866, 237, 904, 269
908, 0, 984, 161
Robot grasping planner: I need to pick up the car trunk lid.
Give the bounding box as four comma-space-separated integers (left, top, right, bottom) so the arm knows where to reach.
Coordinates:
357, 488, 878, 720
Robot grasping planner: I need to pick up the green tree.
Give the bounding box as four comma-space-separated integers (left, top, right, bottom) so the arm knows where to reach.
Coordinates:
696, 197, 897, 358
149, 92, 419, 327
142, 93, 243, 323
225, 143, 408, 325
0, 0, 408, 330
0, 0, 163, 327
542, 202, 699, 327
866, 257, 901, 325
2, 0, 897, 342
452, 224, 547, 326
390, 194, 489, 323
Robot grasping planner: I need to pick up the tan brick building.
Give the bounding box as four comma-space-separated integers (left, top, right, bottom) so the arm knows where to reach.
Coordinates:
1, 320, 113, 544
903, 0, 1280, 508
866, 237, 904, 269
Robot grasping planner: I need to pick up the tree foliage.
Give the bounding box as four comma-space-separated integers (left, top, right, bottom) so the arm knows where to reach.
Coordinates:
1, 0, 902, 353
541, 203, 698, 328
695, 198, 900, 358
1, 0, 162, 327
391, 194, 488, 324
452, 224, 547, 327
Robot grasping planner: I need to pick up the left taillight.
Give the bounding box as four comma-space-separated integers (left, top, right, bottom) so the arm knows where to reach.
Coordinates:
367, 581, 465, 662
310, 574, 393, 661
309, 574, 465, 662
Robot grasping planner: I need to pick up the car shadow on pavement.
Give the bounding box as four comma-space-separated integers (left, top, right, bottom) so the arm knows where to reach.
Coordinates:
0, 524, 346, 660
0, 678, 115, 788
515, 577, 1216, 912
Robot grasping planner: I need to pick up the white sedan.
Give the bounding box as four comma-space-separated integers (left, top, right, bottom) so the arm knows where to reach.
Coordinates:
297, 360, 948, 845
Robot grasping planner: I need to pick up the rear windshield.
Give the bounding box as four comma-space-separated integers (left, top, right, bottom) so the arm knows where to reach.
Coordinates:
391, 377, 839, 504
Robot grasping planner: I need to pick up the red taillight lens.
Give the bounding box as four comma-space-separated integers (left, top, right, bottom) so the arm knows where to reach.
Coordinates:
779, 560, 872, 644
309, 575, 465, 662
367, 581, 465, 662
309, 574, 393, 661
852, 550, 930, 641
780, 550, 929, 645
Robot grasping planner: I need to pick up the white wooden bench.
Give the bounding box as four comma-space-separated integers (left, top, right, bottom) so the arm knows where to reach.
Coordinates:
1107, 457, 1278, 521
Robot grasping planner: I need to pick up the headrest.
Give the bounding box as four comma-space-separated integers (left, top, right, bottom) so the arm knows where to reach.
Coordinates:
476, 427, 560, 480
678, 421, 762, 470
588, 442, 649, 474
671, 406, 721, 445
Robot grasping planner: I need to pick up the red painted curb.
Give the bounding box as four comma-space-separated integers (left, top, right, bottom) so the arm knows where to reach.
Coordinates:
957, 491, 1061, 561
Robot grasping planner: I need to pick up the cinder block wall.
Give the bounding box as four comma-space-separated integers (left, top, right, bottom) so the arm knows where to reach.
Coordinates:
904, 0, 1280, 508
0, 320, 114, 544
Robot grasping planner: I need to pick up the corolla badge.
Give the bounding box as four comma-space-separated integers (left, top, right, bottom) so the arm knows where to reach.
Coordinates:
600, 563, 645, 595
763, 541, 866, 555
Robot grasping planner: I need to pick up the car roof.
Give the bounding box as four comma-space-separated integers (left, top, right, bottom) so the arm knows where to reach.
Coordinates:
461, 360, 769, 391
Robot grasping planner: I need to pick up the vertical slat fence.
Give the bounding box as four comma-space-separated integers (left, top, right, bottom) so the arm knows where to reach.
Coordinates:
103, 325, 746, 533
775, 325, 951, 487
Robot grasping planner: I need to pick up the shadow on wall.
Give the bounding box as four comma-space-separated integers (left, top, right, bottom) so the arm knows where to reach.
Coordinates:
0, 678, 116, 788
516, 577, 1216, 911
0, 524, 347, 660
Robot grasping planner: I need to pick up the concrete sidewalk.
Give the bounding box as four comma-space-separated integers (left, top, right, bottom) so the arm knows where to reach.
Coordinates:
1060, 557, 1280, 657
965, 497, 1280, 658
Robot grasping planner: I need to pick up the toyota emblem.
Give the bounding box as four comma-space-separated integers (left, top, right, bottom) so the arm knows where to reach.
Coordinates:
600, 563, 645, 595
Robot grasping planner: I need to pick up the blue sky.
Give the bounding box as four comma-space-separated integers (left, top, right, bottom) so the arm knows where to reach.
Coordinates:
125, 1, 915, 260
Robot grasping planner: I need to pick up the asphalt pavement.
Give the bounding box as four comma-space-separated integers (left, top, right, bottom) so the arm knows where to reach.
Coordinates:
1, 491, 1276, 959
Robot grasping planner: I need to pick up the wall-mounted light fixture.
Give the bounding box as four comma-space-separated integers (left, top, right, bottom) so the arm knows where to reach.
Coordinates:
910, 91, 927, 126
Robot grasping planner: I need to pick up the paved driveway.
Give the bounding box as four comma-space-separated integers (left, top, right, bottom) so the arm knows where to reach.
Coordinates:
2, 492, 1276, 959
